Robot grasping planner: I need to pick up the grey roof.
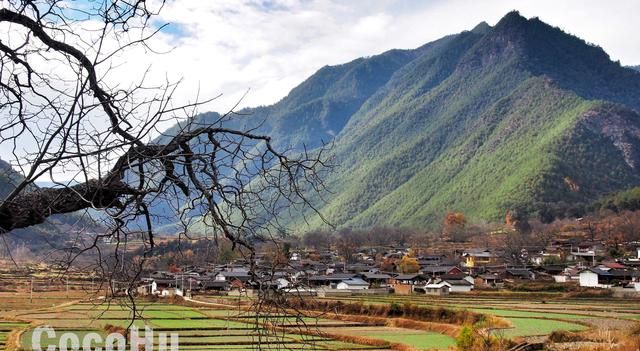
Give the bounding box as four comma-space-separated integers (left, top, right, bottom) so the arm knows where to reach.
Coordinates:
463, 249, 493, 257
218, 271, 252, 282
443, 279, 472, 286
506, 268, 533, 276
422, 266, 459, 274
360, 272, 393, 280
199, 280, 230, 289
340, 278, 369, 286
150, 278, 175, 286
581, 268, 611, 276
394, 274, 424, 281
308, 273, 356, 281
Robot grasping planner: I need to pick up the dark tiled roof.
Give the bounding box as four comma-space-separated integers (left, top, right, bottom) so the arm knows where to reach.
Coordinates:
422, 266, 459, 274
200, 280, 230, 289
394, 274, 424, 280
506, 268, 533, 277
308, 274, 356, 281
581, 268, 611, 276
360, 272, 393, 280
608, 269, 640, 278
443, 279, 472, 286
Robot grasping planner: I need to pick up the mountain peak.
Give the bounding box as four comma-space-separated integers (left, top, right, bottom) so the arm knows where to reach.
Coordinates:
470, 21, 491, 34
496, 10, 528, 28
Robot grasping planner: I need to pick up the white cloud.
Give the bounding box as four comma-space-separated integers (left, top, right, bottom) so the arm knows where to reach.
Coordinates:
112, 0, 640, 111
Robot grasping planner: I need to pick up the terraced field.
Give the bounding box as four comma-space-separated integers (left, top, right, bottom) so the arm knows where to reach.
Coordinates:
0, 292, 636, 350
325, 294, 640, 340
8, 302, 405, 351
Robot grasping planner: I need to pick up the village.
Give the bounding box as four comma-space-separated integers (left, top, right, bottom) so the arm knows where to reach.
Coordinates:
135, 236, 640, 299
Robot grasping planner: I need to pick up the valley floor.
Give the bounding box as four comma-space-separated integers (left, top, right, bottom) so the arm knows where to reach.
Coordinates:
0, 290, 636, 350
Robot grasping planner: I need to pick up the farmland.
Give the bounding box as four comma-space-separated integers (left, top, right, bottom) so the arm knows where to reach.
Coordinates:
0, 290, 636, 351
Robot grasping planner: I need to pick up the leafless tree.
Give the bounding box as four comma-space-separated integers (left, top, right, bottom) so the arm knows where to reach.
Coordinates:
302, 229, 332, 251
334, 228, 361, 264
0, 0, 330, 326
619, 210, 640, 243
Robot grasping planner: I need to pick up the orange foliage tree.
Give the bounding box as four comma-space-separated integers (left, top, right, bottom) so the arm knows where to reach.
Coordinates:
443, 212, 468, 241
398, 255, 420, 274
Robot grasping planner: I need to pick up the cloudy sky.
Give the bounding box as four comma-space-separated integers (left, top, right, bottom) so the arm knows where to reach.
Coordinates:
122, 0, 640, 112
2, 0, 639, 182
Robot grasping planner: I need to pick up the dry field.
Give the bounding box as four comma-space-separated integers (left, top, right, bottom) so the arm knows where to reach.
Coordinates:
0, 289, 636, 350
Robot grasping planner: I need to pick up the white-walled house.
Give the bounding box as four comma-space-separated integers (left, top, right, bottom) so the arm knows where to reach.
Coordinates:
443, 279, 473, 293
336, 278, 369, 290
160, 287, 183, 297
422, 281, 450, 296
579, 270, 599, 287
136, 280, 158, 296
579, 268, 612, 288
553, 274, 568, 283
275, 278, 290, 289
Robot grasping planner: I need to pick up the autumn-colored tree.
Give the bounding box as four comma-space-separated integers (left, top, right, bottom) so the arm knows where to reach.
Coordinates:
380, 257, 396, 272
505, 208, 531, 234
398, 255, 420, 274
307, 252, 321, 261
168, 264, 181, 274
444, 212, 468, 241
445, 212, 467, 226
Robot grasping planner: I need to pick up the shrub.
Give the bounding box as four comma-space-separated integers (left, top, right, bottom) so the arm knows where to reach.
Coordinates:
506, 282, 568, 292
285, 298, 486, 325
104, 324, 126, 335
548, 330, 584, 343
389, 302, 402, 316
456, 326, 474, 350
455, 325, 513, 351
564, 287, 613, 298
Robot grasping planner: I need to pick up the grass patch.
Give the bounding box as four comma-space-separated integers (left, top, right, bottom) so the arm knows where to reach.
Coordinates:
150, 318, 250, 329
501, 317, 587, 337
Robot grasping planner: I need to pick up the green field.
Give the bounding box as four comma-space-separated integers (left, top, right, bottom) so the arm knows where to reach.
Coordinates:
323, 293, 628, 339
0, 291, 636, 351
501, 317, 588, 337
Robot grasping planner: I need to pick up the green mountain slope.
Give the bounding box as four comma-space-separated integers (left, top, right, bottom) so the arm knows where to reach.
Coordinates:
10, 11, 637, 235
284, 12, 640, 230
162, 47, 423, 151
174, 12, 640, 232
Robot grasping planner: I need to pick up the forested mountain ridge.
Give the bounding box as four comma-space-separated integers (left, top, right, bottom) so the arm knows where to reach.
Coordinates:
0, 159, 101, 253
0, 159, 26, 199
164, 11, 640, 232
277, 11, 640, 230
4, 11, 640, 234
160, 46, 424, 151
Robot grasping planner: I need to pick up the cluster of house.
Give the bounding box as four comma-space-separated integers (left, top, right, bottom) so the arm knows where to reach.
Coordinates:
135, 244, 640, 297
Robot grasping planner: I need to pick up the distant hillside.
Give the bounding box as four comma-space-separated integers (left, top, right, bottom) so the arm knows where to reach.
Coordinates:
0, 160, 101, 255
8, 12, 640, 236
629, 65, 640, 73
0, 159, 27, 199
158, 11, 640, 232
